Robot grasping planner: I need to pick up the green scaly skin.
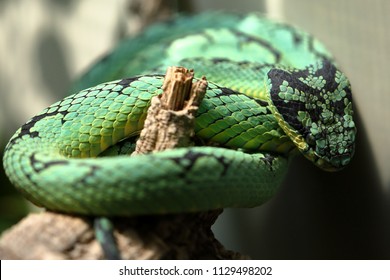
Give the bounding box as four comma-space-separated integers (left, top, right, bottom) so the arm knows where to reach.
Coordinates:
3, 13, 356, 217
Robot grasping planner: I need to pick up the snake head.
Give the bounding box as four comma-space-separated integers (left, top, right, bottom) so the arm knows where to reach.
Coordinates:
266, 60, 356, 171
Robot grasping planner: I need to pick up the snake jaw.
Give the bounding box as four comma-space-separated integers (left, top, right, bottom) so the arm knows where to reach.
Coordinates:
301, 143, 355, 172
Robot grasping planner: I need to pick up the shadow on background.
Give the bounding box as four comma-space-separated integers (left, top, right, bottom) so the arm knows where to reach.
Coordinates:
214, 106, 390, 259
36, 30, 71, 100
0, 11, 73, 232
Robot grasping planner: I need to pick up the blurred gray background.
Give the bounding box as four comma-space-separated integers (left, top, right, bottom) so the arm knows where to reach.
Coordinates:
1, 0, 389, 259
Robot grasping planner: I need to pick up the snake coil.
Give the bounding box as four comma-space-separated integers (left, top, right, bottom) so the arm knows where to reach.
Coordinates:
3, 13, 356, 216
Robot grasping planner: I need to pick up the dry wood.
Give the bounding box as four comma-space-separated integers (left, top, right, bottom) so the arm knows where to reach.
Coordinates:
133, 66, 207, 155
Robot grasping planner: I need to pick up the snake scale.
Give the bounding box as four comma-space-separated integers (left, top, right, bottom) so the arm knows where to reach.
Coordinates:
3, 13, 356, 217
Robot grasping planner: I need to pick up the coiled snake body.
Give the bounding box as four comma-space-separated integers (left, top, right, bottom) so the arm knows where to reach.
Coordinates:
3, 13, 356, 217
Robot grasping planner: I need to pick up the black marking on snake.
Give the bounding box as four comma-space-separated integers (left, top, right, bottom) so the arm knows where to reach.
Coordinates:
231, 30, 282, 63
260, 153, 277, 171
198, 83, 267, 121
7, 111, 67, 147
200, 30, 216, 44
191, 57, 270, 70
29, 153, 69, 174
79, 164, 101, 186
170, 150, 230, 177
278, 23, 304, 46
208, 58, 231, 64
118, 77, 141, 86
28, 153, 98, 212
250, 63, 275, 73
119, 75, 165, 86
209, 58, 274, 74
254, 98, 270, 108
291, 30, 303, 46
29, 153, 102, 188
198, 28, 281, 63
216, 87, 271, 115
307, 36, 331, 61
217, 87, 241, 97
218, 88, 272, 115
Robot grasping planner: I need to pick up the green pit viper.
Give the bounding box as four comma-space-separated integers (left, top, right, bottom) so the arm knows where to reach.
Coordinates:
3, 12, 356, 252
